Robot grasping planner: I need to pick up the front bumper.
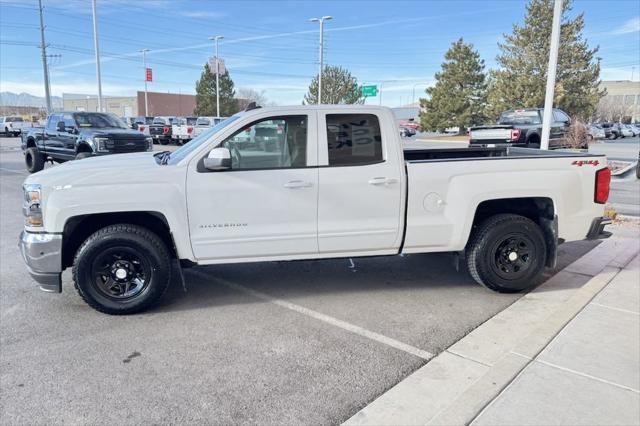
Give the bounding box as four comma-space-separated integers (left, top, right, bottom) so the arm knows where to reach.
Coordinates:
19, 231, 63, 293
586, 217, 613, 240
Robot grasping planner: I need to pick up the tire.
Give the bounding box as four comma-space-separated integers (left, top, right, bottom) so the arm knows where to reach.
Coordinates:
25, 147, 45, 173
159, 139, 168, 145
13, 132, 20, 137
75, 152, 91, 160
72, 224, 171, 315
466, 214, 547, 293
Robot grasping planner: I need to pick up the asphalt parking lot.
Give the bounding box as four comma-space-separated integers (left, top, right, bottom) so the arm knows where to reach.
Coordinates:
0, 135, 600, 424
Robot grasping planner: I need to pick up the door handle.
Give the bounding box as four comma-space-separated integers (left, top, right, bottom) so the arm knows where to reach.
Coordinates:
368, 177, 398, 186
284, 180, 313, 189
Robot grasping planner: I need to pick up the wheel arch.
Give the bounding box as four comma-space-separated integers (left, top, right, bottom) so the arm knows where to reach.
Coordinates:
61, 211, 176, 269
468, 197, 558, 268
26, 137, 37, 148
76, 142, 93, 153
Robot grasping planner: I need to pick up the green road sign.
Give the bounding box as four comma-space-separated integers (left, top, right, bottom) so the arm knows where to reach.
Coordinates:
361, 85, 378, 97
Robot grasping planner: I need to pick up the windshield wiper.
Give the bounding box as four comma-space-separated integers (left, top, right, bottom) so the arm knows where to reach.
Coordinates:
154, 150, 171, 165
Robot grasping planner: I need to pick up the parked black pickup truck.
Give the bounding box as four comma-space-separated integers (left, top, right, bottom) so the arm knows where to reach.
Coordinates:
21, 112, 153, 173
469, 108, 575, 149
149, 116, 175, 145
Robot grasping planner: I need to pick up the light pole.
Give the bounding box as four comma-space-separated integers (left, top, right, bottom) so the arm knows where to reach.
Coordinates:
91, 0, 103, 112
309, 16, 332, 104
37, 0, 52, 113
141, 49, 150, 116
209, 35, 224, 117
412, 83, 427, 105
540, 0, 562, 150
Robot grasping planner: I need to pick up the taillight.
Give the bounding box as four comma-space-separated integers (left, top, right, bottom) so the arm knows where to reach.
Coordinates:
163, 126, 170, 135
187, 126, 193, 134
510, 129, 521, 141
139, 125, 145, 132
594, 167, 611, 204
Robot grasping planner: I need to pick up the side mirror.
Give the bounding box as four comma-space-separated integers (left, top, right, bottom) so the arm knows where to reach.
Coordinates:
57, 121, 65, 132
204, 147, 232, 171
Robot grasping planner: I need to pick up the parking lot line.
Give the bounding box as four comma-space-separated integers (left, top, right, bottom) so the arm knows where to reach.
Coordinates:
0, 167, 27, 175
195, 271, 435, 361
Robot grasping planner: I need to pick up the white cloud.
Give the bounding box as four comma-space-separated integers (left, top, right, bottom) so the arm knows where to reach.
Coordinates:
601, 66, 638, 82
180, 11, 225, 19
611, 17, 640, 35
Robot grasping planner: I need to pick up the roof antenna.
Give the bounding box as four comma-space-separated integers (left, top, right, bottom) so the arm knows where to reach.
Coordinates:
244, 101, 261, 112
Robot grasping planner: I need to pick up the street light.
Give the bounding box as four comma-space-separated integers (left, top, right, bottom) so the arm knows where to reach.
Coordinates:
140, 49, 150, 116
412, 83, 428, 105
209, 35, 224, 117
309, 16, 332, 104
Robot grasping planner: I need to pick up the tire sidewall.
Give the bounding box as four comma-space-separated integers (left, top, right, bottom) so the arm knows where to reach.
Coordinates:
75, 231, 169, 314
472, 217, 546, 292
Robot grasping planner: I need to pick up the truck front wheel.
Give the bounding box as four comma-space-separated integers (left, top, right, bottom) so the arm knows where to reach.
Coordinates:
466, 214, 547, 293
25, 147, 45, 173
72, 224, 171, 315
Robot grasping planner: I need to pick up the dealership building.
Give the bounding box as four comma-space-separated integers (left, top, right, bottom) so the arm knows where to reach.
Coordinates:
62, 91, 197, 117
599, 80, 640, 122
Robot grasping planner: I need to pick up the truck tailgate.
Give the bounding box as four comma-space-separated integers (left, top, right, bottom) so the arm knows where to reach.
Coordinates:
470, 126, 512, 141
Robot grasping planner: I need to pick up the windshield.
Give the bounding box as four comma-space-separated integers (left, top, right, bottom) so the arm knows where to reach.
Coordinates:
73, 112, 127, 129
167, 114, 242, 165
153, 117, 169, 125
499, 110, 541, 125
196, 118, 211, 126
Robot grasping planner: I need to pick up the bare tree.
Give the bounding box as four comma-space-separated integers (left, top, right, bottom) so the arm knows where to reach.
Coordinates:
236, 88, 271, 109
595, 96, 629, 122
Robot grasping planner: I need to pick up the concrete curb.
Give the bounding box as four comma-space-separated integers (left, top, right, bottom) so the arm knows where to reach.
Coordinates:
344, 236, 640, 426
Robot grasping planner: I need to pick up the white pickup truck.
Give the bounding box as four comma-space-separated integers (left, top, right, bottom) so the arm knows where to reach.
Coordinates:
171, 116, 198, 145
19, 105, 612, 315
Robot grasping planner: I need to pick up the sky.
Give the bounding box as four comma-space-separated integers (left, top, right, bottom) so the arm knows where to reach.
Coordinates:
1, 0, 639, 107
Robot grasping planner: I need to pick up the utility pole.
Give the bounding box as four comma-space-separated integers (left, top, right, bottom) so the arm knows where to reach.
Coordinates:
209, 36, 224, 117
37, 0, 52, 113
91, 0, 103, 112
141, 49, 150, 116
540, 0, 562, 150
632, 66, 636, 81
309, 16, 332, 104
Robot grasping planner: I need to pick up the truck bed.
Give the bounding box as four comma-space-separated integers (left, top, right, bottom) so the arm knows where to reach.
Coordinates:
403, 146, 603, 162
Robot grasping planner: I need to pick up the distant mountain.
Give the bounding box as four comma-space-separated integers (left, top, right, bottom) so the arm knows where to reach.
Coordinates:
0, 92, 63, 108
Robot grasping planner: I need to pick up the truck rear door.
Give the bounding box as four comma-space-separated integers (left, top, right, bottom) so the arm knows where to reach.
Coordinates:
317, 111, 404, 254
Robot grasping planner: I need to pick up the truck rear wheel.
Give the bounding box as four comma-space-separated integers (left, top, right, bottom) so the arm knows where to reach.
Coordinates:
466, 214, 546, 293
25, 147, 45, 173
72, 224, 171, 315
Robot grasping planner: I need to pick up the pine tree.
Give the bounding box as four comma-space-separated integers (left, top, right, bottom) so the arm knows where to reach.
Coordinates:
419, 38, 487, 133
304, 65, 364, 105
486, 0, 604, 120
195, 63, 238, 117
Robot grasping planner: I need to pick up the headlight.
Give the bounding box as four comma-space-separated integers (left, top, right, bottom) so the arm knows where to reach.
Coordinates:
94, 137, 111, 152
23, 183, 43, 227
146, 137, 153, 151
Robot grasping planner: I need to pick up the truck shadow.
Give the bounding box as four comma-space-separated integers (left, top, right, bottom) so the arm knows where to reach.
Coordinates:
156, 239, 600, 314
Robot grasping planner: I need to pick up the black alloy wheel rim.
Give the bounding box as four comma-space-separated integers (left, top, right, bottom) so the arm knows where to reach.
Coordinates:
490, 233, 535, 280
91, 247, 151, 300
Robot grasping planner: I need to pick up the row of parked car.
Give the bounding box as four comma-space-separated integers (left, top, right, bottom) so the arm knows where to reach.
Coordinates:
121, 115, 226, 145
590, 123, 640, 140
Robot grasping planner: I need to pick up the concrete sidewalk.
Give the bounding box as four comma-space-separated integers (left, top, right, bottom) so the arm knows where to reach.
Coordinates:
473, 253, 639, 425
346, 223, 640, 426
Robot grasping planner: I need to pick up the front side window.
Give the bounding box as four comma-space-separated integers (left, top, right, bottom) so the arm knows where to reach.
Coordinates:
326, 114, 382, 166
46, 115, 59, 131
222, 115, 307, 170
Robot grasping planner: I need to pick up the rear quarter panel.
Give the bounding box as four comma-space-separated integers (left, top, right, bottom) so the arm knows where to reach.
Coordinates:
403, 155, 606, 253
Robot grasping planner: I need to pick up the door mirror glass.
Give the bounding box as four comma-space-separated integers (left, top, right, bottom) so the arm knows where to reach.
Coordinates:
204, 147, 232, 171
57, 121, 65, 132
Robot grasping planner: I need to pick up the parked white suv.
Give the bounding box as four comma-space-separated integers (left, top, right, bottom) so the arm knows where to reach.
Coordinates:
19, 105, 612, 314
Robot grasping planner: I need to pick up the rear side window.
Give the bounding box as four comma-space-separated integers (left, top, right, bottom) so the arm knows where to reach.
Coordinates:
553, 110, 570, 123
326, 114, 383, 166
